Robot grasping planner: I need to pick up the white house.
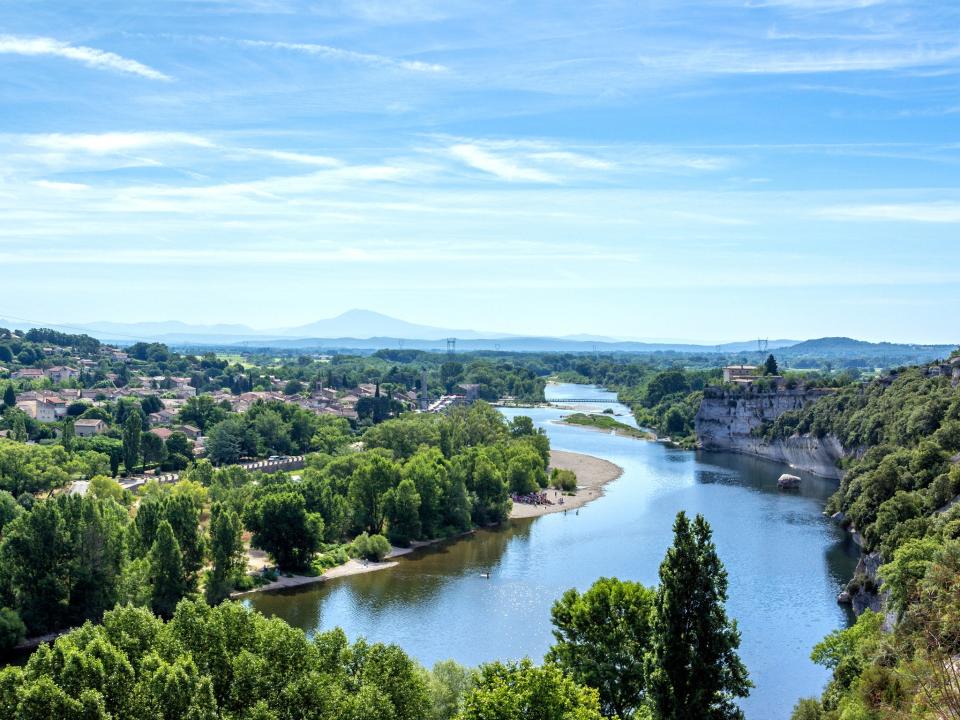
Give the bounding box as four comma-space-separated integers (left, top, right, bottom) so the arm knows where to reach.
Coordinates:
74, 418, 107, 437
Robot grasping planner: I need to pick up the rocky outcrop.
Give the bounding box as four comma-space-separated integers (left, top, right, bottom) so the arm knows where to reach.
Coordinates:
837, 550, 886, 615
695, 387, 848, 479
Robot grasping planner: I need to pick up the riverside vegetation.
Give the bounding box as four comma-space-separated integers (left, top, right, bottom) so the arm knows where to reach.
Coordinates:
560, 413, 653, 440
0, 402, 554, 643
0, 511, 749, 720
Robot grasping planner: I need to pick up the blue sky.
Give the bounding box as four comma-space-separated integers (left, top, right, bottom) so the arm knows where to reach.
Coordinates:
0, 0, 958, 343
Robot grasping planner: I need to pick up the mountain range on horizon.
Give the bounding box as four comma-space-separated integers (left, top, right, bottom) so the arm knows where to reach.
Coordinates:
0, 308, 800, 347
0, 309, 955, 356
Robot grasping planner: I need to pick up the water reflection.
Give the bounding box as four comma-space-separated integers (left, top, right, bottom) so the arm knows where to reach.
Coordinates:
246, 384, 858, 720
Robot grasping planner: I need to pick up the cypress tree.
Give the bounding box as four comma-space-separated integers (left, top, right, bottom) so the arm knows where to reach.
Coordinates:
2, 383, 14, 408
646, 512, 751, 720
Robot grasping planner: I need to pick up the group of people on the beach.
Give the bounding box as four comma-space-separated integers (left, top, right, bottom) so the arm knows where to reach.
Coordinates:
510, 491, 564, 506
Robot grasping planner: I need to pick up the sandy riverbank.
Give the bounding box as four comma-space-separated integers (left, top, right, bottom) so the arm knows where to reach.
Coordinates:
509, 449, 624, 519
237, 449, 622, 596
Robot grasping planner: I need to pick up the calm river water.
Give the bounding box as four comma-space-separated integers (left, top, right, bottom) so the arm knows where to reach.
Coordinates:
247, 383, 858, 719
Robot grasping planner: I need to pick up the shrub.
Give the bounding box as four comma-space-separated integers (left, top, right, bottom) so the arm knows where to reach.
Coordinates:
0, 607, 26, 650
350, 532, 392, 561
550, 468, 578, 492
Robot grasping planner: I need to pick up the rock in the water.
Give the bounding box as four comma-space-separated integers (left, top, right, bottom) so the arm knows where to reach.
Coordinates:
837, 590, 852, 604
777, 473, 801, 489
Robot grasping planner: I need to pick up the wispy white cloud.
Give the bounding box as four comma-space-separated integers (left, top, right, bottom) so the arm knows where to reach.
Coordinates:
23, 131, 211, 153
447, 144, 557, 183
528, 151, 613, 170
817, 202, 960, 222
243, 148, 342, 166
235, 38, 448, 73
31, 180, 90, 191
0, 35, 170, 80
640, 44, 960, 75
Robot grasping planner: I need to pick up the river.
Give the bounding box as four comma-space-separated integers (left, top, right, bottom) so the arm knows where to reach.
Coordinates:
246, 383, 858, 719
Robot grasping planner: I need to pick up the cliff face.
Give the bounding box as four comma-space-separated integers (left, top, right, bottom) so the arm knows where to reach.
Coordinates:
694, 387, 848, 479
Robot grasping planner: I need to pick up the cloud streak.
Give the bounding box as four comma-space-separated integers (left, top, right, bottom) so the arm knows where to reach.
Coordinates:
817, 202, 960, 223
448, 144, 558, 183
236, 38, 448, 73
0, 35, 170, 80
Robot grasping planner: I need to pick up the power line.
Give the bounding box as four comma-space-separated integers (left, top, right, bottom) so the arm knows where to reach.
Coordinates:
0, 310, 147, 342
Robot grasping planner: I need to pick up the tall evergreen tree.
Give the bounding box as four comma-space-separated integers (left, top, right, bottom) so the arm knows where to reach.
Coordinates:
646, 512, 751, 720
2, 383, 15, 408
148, 520, 188, 617
122, 411, 142, 475
60, 417, 75, 452
205, 503, 244, 605
763, 354, 778, 376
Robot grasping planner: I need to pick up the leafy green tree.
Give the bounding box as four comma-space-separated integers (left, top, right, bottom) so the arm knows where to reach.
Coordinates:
0, 607, 25, 650
140, 394, 163, 415
878, 537, 939, 617
0, 500, 68, 633
9, 411, 27, 442
646, 512, 750, 720
244, 491, 323, 570
148, 520, 190, 617
163, 492, 206, 581
349, 454, 400, 534
351, 531, 392, 561
424, 660, 475, 720
122, 410, 142, 475
2, 383, 15, 408
458, 659, 606, 720
179, 395, 227, 433
0, 489, 22, 533
547, 577, 655, 718
403, 448, 447, 537
117, 556, 152, 608
509, 415, 536, 438
141, 430, 166, 467
468, 452, 510, 525
206, 503, 245, 604
385, 479, 422, 546
505, 443, 546, 494
790, 698, 823, 720
206, 416, 247, 465
310, 414, 353, 454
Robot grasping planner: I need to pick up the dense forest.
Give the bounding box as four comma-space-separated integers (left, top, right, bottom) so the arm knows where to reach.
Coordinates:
0, 402, 550, 643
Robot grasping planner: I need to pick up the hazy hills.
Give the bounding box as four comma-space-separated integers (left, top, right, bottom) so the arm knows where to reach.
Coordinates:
0, 311, 955, 362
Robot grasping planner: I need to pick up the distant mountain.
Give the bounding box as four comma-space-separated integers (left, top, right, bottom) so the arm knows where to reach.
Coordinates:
1, 313, 954, 362
775, 337, 957, 364
278, 309, 503, 341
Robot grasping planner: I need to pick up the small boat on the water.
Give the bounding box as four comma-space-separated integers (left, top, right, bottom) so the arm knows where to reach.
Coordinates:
479, 572, 491, 579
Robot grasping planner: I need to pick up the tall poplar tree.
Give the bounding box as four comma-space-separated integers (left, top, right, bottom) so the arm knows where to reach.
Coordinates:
205, 503, 244, 605
122, 410, 142, 475
148, 520, 188, 617
646, 512, 751, 720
